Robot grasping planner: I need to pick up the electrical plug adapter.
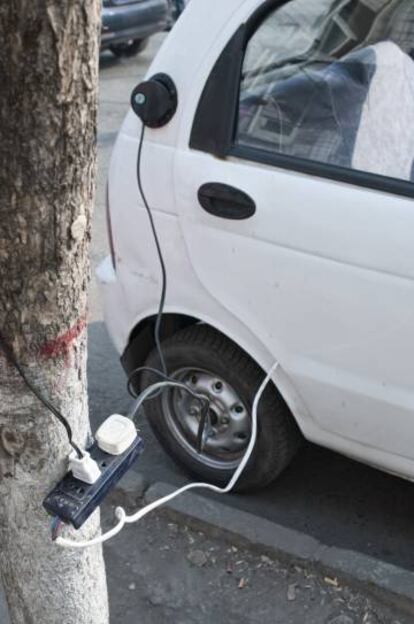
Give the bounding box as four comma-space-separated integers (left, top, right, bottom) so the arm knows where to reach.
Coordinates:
69, 450, 101, 485
95, 414, 137, 455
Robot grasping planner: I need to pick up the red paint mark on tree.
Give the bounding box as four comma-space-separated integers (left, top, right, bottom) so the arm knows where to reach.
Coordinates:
40, 318, 86, 360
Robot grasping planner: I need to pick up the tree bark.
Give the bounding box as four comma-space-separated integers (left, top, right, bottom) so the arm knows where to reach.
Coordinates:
0, 2, 109, 623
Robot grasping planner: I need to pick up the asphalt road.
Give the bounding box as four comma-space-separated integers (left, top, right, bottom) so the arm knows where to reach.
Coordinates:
90, 34, 414, 576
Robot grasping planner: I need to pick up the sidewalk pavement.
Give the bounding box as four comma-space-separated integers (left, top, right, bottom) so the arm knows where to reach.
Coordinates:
0, 479, 410, 624
103, 483, 411, 624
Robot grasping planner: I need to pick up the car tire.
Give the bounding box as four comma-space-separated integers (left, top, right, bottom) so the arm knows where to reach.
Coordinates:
109, 38, 148, 58
141, 325, 302, 492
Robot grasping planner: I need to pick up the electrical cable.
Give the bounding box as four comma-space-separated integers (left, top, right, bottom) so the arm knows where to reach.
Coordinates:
196, 402, 209, 454
127, 366, 171, 398
55, 362, 279, 549
51, 516, 63, 541
129, 380, 210, 417
0, 328, 83, 458
136, 124, 168, 375
128, 365, 213, 450
128, 379, 210, 444
53, 113, 280, 550
133, 127, 211, 415
127, 368, 211, 445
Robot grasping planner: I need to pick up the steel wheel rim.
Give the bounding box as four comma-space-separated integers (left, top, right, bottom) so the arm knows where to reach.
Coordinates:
161, 367, 251, 471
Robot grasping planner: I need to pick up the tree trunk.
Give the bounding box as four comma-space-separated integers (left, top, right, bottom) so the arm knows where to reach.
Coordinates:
0, 2, 109, 623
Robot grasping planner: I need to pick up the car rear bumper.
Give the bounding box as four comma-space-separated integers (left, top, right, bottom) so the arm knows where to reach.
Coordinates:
101, 0, 168, 48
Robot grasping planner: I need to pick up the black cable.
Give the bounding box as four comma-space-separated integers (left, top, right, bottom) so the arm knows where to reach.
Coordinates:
128, 365, 210, 407
128, 365, 210, 450
136, 124, 168, 375
133, 124, 213, 445
196, 403, 210, 454
0, 329, 83, 458
127, 366, 171, 398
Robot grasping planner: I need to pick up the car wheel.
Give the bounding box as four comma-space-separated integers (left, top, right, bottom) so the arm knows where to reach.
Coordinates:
109, 38, 148, 58
141, 325, 302, 492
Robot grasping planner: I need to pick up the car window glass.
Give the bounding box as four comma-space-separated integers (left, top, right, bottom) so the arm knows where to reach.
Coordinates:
237, 0, 414, 182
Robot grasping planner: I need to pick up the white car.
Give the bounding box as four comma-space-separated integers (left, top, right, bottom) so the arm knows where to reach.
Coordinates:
98, 0, 414, 491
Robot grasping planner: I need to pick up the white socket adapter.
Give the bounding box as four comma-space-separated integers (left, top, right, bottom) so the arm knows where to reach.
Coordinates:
69, 451, 102, 485
95, 414, 138, 456
68, 415, 137, 485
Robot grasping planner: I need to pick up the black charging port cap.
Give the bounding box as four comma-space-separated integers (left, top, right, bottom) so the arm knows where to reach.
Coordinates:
131, 73, 178, 129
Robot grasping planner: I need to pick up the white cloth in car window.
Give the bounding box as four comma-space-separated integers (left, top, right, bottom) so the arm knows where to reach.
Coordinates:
353, 41, 414, 181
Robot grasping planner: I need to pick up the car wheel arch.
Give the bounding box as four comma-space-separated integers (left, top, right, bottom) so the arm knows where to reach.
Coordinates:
121, 312, 310, 437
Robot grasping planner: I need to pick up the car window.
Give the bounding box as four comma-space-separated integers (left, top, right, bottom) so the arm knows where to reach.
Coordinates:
237, 0, 414, 183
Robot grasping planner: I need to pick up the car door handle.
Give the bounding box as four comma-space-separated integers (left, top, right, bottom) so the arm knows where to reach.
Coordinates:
198, 183, 256, 220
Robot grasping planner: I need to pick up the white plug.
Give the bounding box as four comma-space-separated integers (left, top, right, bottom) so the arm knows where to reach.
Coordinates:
69, 450, 101, 485
95, 414, 137, 456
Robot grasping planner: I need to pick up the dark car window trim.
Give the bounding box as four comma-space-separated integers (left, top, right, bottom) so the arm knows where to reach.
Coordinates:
190, 0, 287, 157
232, 145, 414, 199
189, 23, 247, 158
190, 0, 414, 200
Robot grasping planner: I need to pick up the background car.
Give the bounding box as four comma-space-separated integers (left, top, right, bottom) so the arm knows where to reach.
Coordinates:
168, 0, 186, 23
101, 0, 169, 58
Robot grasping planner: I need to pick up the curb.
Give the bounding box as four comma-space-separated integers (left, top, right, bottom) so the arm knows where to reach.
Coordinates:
143, 481, 414, 616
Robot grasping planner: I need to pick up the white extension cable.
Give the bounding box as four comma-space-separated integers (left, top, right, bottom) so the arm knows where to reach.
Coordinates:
56, 362, 279, 549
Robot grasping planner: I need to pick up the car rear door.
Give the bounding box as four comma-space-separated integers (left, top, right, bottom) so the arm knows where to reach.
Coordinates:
174, 0, 414, 461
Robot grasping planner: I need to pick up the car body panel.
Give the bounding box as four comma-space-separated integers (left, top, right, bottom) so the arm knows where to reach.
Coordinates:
98, 0, 414, 482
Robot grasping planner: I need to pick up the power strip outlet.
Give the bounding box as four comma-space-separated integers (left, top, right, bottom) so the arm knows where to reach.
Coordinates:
43, 435, 144, 529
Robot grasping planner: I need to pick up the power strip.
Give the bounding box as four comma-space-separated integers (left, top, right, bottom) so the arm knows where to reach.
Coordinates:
43, 436, 144, 530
